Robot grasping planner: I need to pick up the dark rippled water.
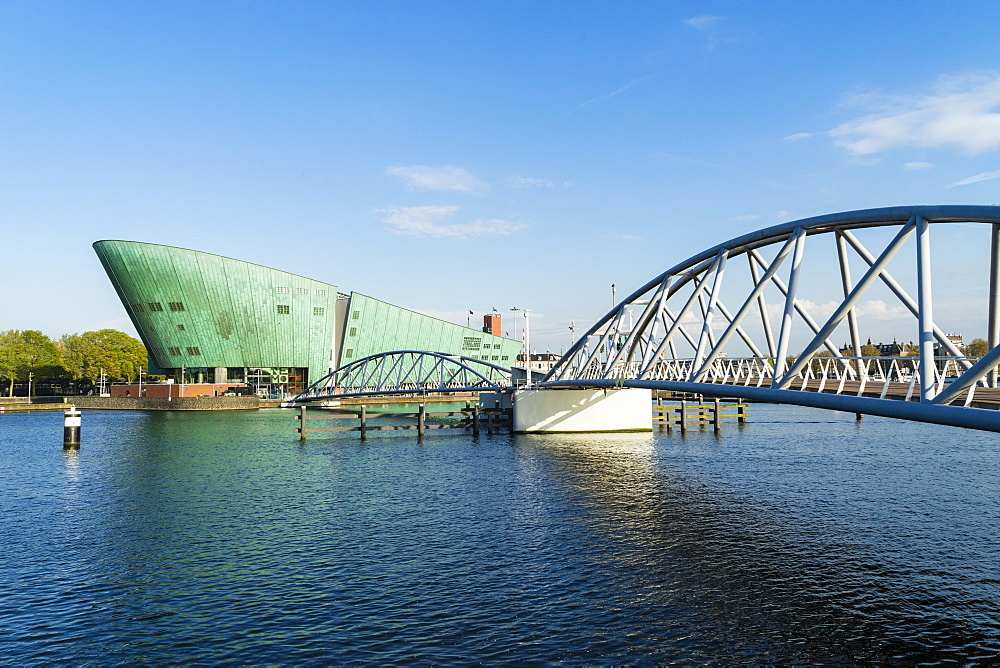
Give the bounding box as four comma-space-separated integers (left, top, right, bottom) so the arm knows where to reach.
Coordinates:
3, 404, 1000, 664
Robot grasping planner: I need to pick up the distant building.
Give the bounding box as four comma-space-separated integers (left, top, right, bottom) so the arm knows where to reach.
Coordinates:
94, 240, 522, 398
839, 338, 927, 357
516, 352, 562, 374
482, 313, 502, 337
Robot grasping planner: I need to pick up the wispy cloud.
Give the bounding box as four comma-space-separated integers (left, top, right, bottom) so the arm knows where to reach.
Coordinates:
783, 132, 814, 142
770, 299, 909, 323
684, 15, 722, 31
566, 75, 654, 115
904, 161, 934, 170
683, 15, 736, 51
948, 170, 1000, 187
508, 175, 554, 189
378, 205, 526, 239
384, 165, 484, 192
732, 214, 760, 222
827, 73, 1000, 156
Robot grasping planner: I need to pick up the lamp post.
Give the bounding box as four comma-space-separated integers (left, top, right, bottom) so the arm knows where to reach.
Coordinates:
612, 283, 616, 307
524, 310, 531, 387
511, 307, 523, 386
27, 371, 33, 400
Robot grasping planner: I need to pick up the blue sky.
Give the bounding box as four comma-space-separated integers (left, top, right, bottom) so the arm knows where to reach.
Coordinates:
3, 1, 1000, 353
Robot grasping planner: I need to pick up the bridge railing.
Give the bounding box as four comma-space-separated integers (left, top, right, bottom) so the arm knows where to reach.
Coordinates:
576, 354, 992, 405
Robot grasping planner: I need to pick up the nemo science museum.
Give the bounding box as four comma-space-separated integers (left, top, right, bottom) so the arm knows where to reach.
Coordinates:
94, 240, 522, 397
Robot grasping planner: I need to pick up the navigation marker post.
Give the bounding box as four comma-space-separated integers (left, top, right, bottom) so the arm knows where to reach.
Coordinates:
64, 405, 81, 447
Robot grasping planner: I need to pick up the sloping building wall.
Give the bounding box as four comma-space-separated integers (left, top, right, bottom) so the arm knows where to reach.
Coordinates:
94, 240, 339, 378
340, 293, 522, 367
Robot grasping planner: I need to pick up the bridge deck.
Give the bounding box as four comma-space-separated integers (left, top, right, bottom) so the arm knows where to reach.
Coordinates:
688, 378, 1000, 409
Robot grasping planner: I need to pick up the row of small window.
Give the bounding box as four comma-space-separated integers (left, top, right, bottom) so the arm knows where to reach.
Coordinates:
135, 301, 185, 313
276, 287, 327, 296
276, 305, 325, 316
154, 346, 201, 356
340, 350, 507, 362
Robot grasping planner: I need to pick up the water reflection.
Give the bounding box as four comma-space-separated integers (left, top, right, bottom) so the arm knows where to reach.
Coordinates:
2, 407, 1000, 663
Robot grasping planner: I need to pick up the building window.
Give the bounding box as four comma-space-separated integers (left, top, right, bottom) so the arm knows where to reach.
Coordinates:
352, 311, 360, 320
153, 347, 164, 357
501, 355, 509, 361
186, 346, 201, 356
462, 336, 482, 351
492, 355, 499, 361
345, 349, 353, 358
276, 287, 289, 294
296, 287, 307, 295
148, 302, 164, 312
494, 344, 501, 349
168, 347, 182, 356
133, 302, 146, 313
349, 327, 357, 337
177, 324, 185, 331
168, 301, 185, 312
313, 307, 325, 316
277, 305, 290, 315
314, 289, 326, 296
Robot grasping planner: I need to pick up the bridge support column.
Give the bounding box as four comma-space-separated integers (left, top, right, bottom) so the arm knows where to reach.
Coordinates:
512, 388, 652, 433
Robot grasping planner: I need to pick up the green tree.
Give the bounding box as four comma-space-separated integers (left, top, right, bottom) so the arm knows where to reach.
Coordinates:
0, 330, 61, 396
60, 329, 147, 382
0, 330, 20, 396
966, 337, 989, 357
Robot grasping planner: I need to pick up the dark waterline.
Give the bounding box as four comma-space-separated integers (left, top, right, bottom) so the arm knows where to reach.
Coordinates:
2, 406, 1000, 664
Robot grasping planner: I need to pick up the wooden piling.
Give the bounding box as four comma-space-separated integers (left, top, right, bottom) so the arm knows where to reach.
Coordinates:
360, 405, 367, 440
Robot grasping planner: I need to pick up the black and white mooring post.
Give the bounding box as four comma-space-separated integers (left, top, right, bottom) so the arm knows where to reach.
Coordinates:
63, 405, 81, 447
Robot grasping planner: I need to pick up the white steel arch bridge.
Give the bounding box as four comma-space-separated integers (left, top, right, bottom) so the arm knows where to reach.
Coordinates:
542, 205, 1000, 433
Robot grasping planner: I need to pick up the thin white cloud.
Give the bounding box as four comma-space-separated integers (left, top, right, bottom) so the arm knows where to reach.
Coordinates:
904, 161, 934, 170
769, 299, 909, 323
378, 205, 527, 239
508, 175, 554, 189
384, 165, 484, 192
948, 170, 1000, 187
684, 15, 722, 30
683, 15, 736, 51
827, 73, 1000, 156
566, 75, 654, 115
783, 132, 814, 141
775, 210, 791, 219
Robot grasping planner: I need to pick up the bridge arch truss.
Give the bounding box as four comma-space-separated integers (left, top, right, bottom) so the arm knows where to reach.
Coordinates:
291, 350, 511, 402
544, 205, 1000, 431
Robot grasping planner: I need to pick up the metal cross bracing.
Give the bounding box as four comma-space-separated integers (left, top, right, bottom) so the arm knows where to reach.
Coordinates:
290, 350, 511, 402
543, 205, 1000, 432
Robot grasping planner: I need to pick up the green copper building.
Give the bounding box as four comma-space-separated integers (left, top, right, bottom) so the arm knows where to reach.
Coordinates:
94, 240, 522, 397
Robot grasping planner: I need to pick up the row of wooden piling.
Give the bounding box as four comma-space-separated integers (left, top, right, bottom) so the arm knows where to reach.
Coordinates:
296, 404, 511, 440
653, 397, 748, 432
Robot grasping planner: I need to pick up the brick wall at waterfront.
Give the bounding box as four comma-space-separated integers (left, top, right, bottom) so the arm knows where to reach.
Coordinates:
69, 396, 260, 410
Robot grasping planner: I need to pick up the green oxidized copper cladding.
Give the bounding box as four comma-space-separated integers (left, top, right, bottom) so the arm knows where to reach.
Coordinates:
342, 293, 522, 366
93, 240, 338, 376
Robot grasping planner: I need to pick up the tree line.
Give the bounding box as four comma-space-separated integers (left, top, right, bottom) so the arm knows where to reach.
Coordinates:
0, 329, 147, 396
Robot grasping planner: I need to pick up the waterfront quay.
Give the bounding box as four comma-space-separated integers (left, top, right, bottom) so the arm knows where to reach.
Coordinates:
3, 405, 1000, 664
